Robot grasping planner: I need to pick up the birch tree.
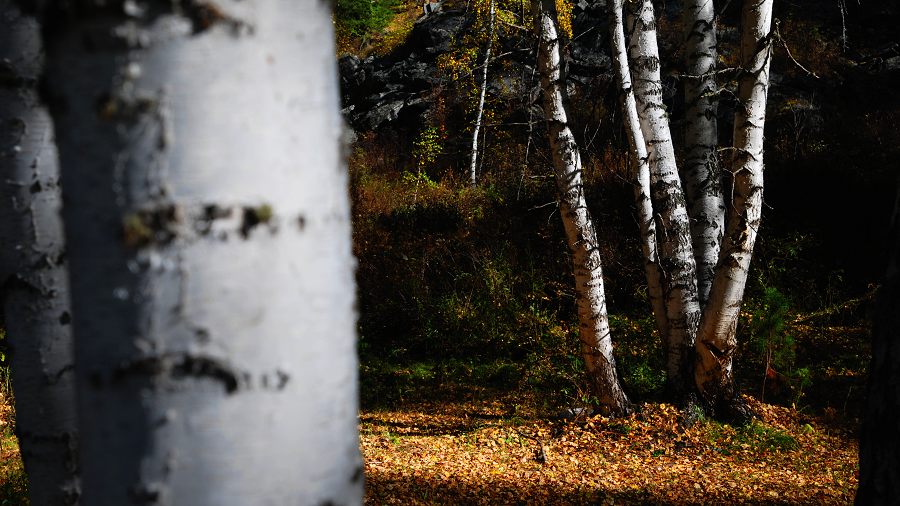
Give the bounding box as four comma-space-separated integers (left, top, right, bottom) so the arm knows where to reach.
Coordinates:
608, 0, 668, 350
0, 3, 79, 503
695, 0, 774, 413
469, 0, 496, 186
608, 0, 777, 415
35, 1, 362, 503
682, 0, 724, 305
533, 0, 631, 416
625, 0, 701, 398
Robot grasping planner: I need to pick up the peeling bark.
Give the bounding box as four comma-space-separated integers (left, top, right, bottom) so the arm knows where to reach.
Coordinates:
533, 0, 631, 417
682, 0, 724, 305
39, 1, 362, 503
608, 0, 668, 348
625, 0, 701, 397
0, 3, 80, 503
695, 0, 773, 414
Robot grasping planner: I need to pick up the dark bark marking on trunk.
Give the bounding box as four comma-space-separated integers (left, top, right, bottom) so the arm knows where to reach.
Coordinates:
33, 1, 254, 39
107, 353, 241, 393
120, 203, 285, 246
88, 352, 294, 395
46, 363, 75, 385
240, 204, 274, 239
122, 204, 181, 248
184, 2, 254, 36
129, 482, 162, 505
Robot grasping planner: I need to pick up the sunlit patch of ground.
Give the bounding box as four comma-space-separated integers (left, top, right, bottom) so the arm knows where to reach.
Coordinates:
0, 392, 27, 505
0, 369, 860, 505
360, 393, 857, 505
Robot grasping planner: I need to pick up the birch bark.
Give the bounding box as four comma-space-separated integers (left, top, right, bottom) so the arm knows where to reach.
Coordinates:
0, 3, 79, 503
625, 0, 701, 396
695, 0, 774, 412
682, 0, 724, 305
608, 0, 668, 346
40, 1, 362, 503
469, 0, 496, 186
533, 0, 630, 416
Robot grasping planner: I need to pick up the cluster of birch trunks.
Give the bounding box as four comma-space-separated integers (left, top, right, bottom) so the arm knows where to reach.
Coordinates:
533, 0, 774, 417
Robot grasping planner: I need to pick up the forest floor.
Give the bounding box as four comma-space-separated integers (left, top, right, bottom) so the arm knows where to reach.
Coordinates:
360, 390, 858, 505
0, 389, 859, 505
0, 392, 27, 504
0, 325, 863, 505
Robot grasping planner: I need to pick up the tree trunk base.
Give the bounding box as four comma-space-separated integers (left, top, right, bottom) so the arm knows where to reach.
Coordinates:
711, 395, 752, 426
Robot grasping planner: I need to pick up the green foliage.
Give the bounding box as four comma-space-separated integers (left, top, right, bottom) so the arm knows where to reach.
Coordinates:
0, 329, 10, 399
401, 169, 439, 192
334, 0, 398, 38
0, 423, 27, 505
609, 315, 665, 399
749, 287, 793, 369
746, 287, 811, 405
737, 421, 800, 453
413, 126, 444, 170
702, 419, 799, 456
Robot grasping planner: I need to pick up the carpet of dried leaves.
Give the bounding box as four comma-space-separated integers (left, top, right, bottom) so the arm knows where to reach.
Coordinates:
0, 382, 859, 505
361, 392, 857, 505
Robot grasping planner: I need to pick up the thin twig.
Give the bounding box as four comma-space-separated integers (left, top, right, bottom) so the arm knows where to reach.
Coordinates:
774, 19, 820, 79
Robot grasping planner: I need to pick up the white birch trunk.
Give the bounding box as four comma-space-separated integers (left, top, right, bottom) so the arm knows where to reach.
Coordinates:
0, 3, 80, 503
608, 0, 668, 346
41, 1, 362, 503
695, 0, 774, 411
682, 0, 724, 305
469, 0, 496, 186
625, 0, 701, 396
534, 0, 630, 416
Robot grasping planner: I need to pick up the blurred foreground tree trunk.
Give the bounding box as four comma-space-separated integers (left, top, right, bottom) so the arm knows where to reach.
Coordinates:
856, 183, 900, 503
0, 2, 80, 503
34, 1, 363, 503
533, 0, 631, 416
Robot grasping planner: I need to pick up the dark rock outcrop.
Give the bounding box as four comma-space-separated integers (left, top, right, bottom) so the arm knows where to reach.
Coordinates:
338, 2, 614, 132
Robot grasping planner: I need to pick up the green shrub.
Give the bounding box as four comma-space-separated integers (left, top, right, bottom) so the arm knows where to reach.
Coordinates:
334, 0, 399, 38
0, 423, 27, 505
747, 287, 811, 405
0, 328, 10, 398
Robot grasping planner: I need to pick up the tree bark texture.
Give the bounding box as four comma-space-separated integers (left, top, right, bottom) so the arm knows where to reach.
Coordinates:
856, 182, 900, 504
682, 0, 724, 305
40, 1, 362, 504
0, 3, 80, 504
469, 0, 496, 186
625, 0, 701, 396
608, 0, 668, 347
534, 0, 631, 417
695, 0, 773, 411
